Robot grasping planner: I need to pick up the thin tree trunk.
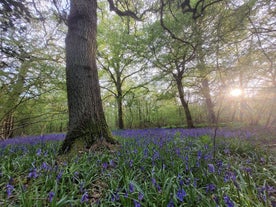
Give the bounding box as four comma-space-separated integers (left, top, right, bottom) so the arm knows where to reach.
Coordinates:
0, 113, 14, 140
59, 0, 117, 154
117, 96, 124, 129
201, 78, 216, 124
176, 79, 195, 128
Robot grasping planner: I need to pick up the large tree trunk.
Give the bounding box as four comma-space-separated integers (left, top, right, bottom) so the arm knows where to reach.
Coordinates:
59, 0, 117, 154
176, 78, 195, 128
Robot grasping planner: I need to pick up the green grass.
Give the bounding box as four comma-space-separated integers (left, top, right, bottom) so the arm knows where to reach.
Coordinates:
0, 128, 275, 206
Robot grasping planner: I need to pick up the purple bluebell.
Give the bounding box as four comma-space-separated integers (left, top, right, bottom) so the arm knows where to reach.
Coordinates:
177, 188, 186, 202
179, 179, 184, 186
41, 162, 50, 171
81, 192, 89, 203
56, 171, 63, 182
167, 199, 175, 207
206, 183, 216, 193
224, 171, 236, 183
193, 178, 199, 187
0, 133, 65, 148
134, 200, 141, 207
213, 195, 219, 206
138, 192, 144, 201
243, 167, 252, 174
208, 164, 215, 173
152, 178, 156, 186
152, 150, 160, 161
224, 195, 234, 207
152, 178, 161, 192
36, 148, 42, 156
6, 184, 14, 197
260, 157, 266, 164
111, 191, 120, 201
102, 162, 108, 169
28, 168, 38, 179
109, 159, 116, 167
129, 183, 135, 193
197, 151, 202, 160
129, 159, 133, 167
224, 148, 230, 155
48, 191, 55, 202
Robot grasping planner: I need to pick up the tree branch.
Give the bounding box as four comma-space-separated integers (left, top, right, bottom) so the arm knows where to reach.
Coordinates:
107, 0, 141, 20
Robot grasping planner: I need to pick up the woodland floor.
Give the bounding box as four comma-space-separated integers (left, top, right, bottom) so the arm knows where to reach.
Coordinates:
242, 126, 276, 154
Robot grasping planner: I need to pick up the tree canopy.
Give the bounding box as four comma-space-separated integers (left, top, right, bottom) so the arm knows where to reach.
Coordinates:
0, 0, 275, 144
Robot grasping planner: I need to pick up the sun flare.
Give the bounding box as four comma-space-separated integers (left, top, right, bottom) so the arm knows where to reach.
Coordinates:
230, 88, 242, 97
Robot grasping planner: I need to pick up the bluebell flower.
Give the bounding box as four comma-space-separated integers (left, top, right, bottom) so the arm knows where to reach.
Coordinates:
134, 200, 141, 207
193, 178, 198, 187
28, 168, 38, 179
129, 159, 133, 167
167, 199, 175, 207
179, 179, 184, 186
81, 192, 89, 203
111, 191, 120, 201
206, 183, 216, 193
48, 191, 55, 202
197, 151, 202, 160
212, 195, 219, 206
175, 148, 181, 156
224, 195, 234, 207
138, 192, 144, 201
177, 188, 186, 202
102, 162, 108, 169
224, 171, 236, 183
36, 148, 42, 156
259, 157, 265, 164
208, 164, 215, 173
109, 159, 116, 167
41, 162, 50, 171
152, 178, 156, 186
129, 183, 135, 193
243, 167, 252, 174
152, 150, 160, 160
56, 171, 63, 182
6, 184, 14, 197
224, 148, 230, 155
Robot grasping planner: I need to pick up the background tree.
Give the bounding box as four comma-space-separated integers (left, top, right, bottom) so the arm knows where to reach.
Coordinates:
97, 14, 148, 129
0, 0, 66, 139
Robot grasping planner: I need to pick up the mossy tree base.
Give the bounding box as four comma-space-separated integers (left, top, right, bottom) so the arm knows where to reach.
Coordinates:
58, 120, 119, 156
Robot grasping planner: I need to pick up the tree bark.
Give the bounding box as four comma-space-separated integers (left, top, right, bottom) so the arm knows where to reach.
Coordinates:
59, 0, 117, 154
116, 95, 124, 129
201, 78, 216, 124
175, 77, 195, 128
0, 113, 14, 140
